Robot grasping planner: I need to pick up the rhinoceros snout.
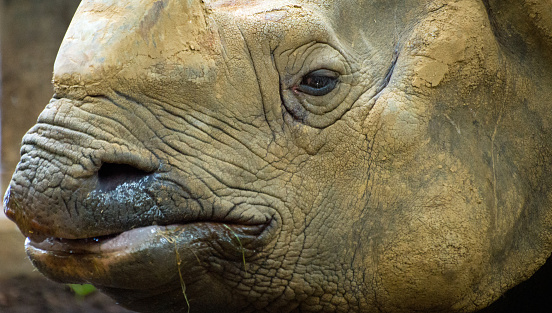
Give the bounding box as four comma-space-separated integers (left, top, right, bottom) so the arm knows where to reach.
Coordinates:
3, 96, 165, 241
4, 153, 160, 242
3, 90, 274, 311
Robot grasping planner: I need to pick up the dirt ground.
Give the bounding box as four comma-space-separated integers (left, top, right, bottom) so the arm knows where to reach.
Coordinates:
0, 275, 135, 313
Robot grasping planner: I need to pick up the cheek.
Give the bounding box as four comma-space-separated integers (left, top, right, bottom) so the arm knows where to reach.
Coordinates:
372, 165, 492, 312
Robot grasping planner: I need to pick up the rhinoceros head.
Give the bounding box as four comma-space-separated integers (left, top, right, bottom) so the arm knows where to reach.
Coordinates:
4, 0, 552, 312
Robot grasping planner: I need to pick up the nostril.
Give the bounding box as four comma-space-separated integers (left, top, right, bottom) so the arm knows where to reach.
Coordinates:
97, 163, 152, 192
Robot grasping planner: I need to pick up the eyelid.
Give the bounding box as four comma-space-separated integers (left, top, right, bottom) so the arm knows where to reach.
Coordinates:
307, 69, 339, 78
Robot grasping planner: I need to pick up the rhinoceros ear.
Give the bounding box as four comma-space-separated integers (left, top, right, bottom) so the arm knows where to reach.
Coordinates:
483, 0, 552, 52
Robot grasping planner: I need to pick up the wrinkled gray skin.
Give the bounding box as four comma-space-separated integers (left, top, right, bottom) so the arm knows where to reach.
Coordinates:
4, 0, 552, 312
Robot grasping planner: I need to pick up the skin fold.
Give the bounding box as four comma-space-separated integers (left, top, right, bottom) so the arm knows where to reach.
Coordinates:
3, 0, 552, 312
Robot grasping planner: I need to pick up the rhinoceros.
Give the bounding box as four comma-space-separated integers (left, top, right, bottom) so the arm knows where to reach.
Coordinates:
4, 0, 552, 312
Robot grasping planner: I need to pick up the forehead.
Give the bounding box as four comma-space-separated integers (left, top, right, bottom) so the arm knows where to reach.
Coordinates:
206, 0, 334, 50
206, 0, 326, 23
205, 0, 414, 52
207, 0, 302, 11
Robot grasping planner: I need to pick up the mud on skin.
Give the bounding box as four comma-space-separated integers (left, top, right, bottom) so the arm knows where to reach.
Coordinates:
4, 0, 552, 312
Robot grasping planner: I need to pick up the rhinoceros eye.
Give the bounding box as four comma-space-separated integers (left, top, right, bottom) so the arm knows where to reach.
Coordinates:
296, 69, 339, 96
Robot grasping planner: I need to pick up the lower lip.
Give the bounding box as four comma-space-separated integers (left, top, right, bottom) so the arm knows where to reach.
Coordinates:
25, 222, 268, 288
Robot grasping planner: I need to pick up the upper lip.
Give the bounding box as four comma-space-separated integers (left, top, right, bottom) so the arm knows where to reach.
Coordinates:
8, 162, 273, 242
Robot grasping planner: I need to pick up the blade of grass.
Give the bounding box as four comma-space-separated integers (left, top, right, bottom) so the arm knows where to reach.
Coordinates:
68, 284, 97, 297
223, 224, 247, 272
161, 232, 190, 313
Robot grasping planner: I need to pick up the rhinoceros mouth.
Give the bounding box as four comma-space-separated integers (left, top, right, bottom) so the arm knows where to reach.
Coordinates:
24, 220, 273, 291
26, 222, 268, 256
